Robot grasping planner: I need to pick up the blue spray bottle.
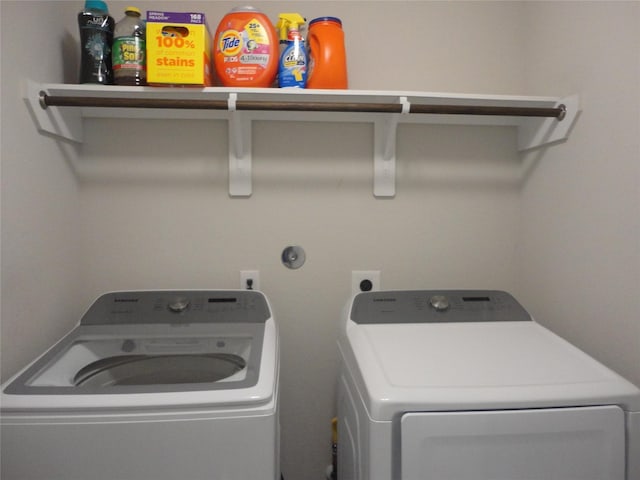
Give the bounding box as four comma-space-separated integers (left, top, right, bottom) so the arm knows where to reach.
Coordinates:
277, 13, 307, 88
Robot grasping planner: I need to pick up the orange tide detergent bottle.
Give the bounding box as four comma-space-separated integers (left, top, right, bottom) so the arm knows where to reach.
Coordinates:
306, 17, 348, 89
214, 6, 278, 87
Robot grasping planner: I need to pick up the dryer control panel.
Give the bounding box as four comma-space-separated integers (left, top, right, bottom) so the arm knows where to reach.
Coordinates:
350, 290, 531, 324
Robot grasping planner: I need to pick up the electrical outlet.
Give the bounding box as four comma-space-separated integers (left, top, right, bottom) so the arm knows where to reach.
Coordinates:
352, 270, 381, 296
240, 270, 260, 290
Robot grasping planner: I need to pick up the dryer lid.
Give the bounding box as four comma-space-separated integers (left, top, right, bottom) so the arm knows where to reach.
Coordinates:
341, 291, 640, 420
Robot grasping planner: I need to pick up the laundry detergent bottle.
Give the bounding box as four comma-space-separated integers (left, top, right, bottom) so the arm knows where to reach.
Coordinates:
306, 16, 347, 89
276, 13, 307, 88
77, 0, 115, 84
213, 6, 278, 87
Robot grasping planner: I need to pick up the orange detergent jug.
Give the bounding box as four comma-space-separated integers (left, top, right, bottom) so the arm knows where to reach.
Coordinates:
306, 17, 348, 89
213, 6, 278, 87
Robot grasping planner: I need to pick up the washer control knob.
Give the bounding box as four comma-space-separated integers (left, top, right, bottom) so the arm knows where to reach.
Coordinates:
429, 295, 450, 312
168, 297, 190, 313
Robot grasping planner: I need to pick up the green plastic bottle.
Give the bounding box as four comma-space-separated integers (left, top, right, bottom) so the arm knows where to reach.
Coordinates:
112, 6, 146, 85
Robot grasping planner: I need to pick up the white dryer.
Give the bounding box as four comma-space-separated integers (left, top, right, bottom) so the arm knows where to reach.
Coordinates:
337, 290, 640, 480
1, 290, 280, 480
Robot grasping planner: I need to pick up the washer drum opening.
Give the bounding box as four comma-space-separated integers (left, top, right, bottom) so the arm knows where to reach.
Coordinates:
73, 354, 247, 387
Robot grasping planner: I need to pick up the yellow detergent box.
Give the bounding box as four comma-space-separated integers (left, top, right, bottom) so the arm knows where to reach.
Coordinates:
146, 11, 212, 86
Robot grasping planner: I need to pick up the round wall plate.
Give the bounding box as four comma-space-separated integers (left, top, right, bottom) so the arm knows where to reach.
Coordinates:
281, 246, 306, 269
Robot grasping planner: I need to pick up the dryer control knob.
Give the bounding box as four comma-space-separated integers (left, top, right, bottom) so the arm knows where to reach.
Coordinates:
168, 297, 190, 313
429, 295, 450, 312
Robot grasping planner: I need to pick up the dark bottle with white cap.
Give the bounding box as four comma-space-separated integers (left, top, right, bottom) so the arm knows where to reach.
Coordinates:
78, 0, 115, 84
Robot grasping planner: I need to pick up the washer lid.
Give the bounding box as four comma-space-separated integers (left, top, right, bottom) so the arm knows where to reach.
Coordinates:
1, 290, 279, 411
2, 321, 279, 411
341, 291, 640, 420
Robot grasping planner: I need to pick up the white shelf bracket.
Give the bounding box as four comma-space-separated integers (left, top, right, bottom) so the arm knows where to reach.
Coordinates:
517, 94, 580, 151
228, 93, 252, 197
24, 80, 83, 143
373, 96, 409, 197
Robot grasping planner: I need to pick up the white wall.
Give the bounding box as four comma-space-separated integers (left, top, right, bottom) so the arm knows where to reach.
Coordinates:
1, 2, 82, 381
518, 1, 640, 387
1, 2, 638, 480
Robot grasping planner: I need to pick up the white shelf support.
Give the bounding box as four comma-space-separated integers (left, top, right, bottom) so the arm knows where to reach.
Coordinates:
373, 96, 409, 197
228, 94, 252, 197
517, 94, 579, 151
24, 80, 83, 143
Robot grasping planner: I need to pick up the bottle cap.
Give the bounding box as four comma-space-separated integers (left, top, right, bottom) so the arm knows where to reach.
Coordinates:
85, 0, 108, 12
125, 6, 141, 15
309, 16, 342, 27
231, 6, 258, 12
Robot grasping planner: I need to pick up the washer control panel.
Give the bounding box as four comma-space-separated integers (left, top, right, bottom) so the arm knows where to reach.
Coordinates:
350, 290, 531, 324
81, 290, 271, 325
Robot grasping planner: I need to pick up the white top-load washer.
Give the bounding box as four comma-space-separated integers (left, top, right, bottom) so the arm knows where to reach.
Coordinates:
337, 290, 640, 480
1, 290, 280, 480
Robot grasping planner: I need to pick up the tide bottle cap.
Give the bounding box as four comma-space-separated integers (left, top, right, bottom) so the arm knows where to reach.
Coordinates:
309, 16, 342, 27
